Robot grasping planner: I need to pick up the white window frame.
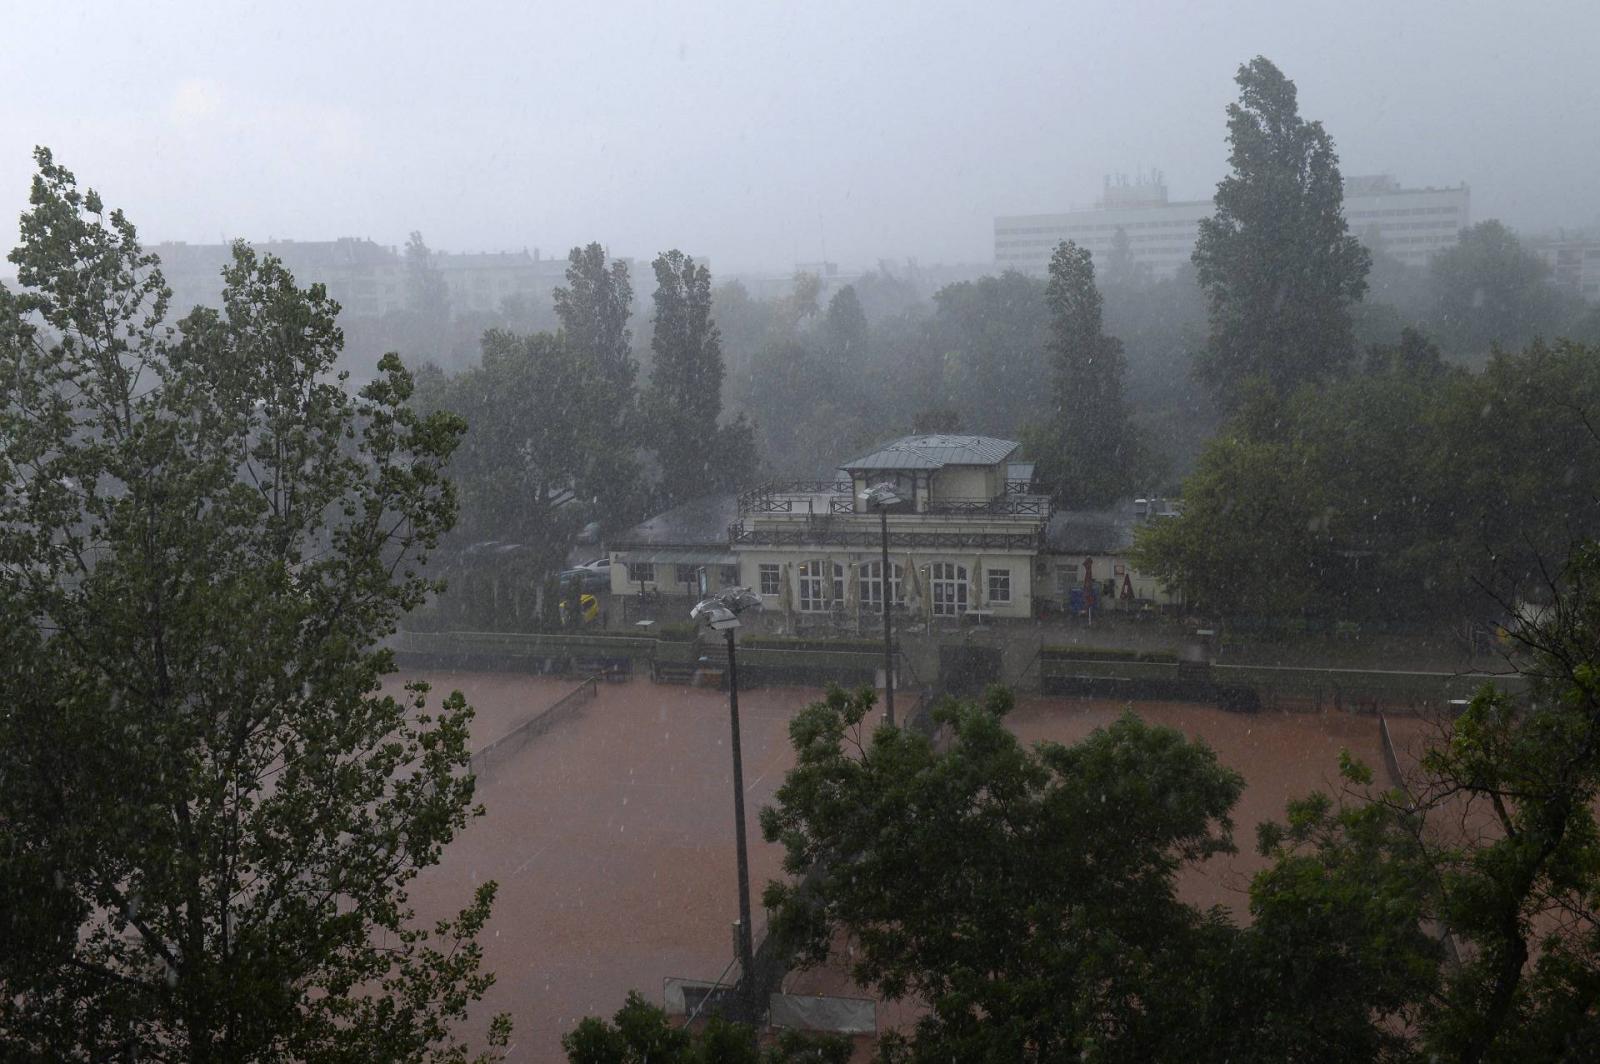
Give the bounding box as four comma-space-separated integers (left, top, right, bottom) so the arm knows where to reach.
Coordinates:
758, 563, 781, 596
931, 562, 968, 617
627, 561, 655, 584
987, 568, 1011, 604
798, 561, 826, 613
858, 561, 904, 610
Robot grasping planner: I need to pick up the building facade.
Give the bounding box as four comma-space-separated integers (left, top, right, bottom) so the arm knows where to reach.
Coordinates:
1529, 234, 1600, 301
608, 434, 1181, 628
995, 173, 1470, 278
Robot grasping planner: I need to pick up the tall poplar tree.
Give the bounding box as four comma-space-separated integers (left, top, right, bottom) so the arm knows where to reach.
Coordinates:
554, 242, 635, 387
1027, 241, 1148, 507
1192, 56, 1370, 410
646, 250, 754, 505
554, 243, 645, 530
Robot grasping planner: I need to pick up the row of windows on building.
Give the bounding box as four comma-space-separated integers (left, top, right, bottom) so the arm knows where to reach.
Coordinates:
1346, 205, 1464, 219
781, 561, 1011, 616
625, 559, 1014, 616
625, 562, 740, 587
994, 233, 1197, 251
994, 216, 1206, 237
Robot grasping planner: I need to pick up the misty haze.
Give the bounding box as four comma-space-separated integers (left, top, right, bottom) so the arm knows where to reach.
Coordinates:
4, 2, 1600, 1061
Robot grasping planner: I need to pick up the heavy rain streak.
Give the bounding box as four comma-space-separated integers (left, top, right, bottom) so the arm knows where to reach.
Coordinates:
5, 2, 1600, 1061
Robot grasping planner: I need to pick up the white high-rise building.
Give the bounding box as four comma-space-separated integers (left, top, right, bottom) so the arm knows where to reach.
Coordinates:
994, 173, 1470, 279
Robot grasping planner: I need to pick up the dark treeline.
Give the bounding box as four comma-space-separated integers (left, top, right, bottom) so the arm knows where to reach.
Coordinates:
1137, 57, 1600, 627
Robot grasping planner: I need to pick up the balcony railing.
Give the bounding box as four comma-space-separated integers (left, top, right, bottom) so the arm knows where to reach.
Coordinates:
737, 480, 851, 514
925, 495, 1049, 517
729, 520, 1043, 551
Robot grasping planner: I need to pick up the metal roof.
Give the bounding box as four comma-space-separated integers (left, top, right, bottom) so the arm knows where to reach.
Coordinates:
1043, 505, 1139, 555
838, 434, 1019, 472
609, 493, 739, 550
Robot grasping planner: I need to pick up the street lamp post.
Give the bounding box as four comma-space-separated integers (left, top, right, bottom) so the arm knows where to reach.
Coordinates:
690, 586, 764, 1004
863, 483, 900, 727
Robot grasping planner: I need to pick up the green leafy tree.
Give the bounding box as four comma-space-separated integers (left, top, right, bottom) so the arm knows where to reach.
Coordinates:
1427, 220, 1584, 359
1131, 410, 1330, 619
563, 991, 850, 1064
554, 243, 646, 532
647, 250, 754, 504
1027, 241, 1151, 506
760, 686, 1244, 1062
1235, 758, 1442, 1062
423, 330, 598, 611
555, 242, 635, 384
930, 270, 1051, 436
1242, 541, 1600, 1061
0, 150, 505, 1060
1192, 56, 1370, 409
819, 283, 868, 370
1136, 337, 1600, 624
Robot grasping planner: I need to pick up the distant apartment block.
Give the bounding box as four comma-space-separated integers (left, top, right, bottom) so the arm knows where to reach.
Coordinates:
1529, 234, 1600, 301
994, 173, 1471, 279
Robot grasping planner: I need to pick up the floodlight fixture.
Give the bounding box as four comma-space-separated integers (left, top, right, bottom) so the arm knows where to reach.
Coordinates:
862, 481, 902, 509
687, 582, 762, 997
691, 586, 763, 624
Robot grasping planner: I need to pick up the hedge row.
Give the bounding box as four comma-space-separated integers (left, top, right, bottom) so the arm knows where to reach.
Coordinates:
741, 635, 886, 654
1039, 646, 1180, 664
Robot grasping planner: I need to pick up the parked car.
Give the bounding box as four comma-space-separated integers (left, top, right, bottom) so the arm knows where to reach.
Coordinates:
559, 567, 610, 593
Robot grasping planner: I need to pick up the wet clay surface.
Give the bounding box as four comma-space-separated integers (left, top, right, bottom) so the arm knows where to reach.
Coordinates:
402, 674, 1442, 1059
403, 672, 820, 1061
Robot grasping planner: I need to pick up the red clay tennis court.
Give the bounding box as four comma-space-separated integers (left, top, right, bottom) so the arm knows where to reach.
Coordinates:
404, 672, 822, 1062
402, 671, 1444, 1059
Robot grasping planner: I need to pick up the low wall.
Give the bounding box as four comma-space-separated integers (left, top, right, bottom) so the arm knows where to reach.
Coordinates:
1040, 654, 1526, 715
395, 629, 886, 690
392, 628, 659, 678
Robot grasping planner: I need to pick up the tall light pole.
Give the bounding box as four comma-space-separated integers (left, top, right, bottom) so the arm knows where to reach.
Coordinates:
690, 586, 764, 1001
863, 483, 900, 727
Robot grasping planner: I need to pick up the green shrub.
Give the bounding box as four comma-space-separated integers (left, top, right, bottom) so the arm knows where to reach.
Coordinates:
653, 621, 701, 643
741, 635, 884, 654
1040, 646, 1179, 664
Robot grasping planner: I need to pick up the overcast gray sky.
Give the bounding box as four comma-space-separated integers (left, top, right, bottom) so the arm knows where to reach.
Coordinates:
3, 0, 1597, 275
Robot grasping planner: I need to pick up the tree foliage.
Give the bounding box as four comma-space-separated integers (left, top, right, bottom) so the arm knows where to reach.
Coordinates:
0, 150, 505, 1060
1239, 542, 1600, 1061
1026, 241, 1152, 506
930, 269, 1050, 436
757, 569, 1600, 1060
1136, 337, 1600, 622
760, 686, 1244, 1062
648, 250, 757, 503
562, 991, 851, 1064
1428, 220, 1585, 360
553, 243, 646, 533
1192, 56, 1370, 409
418, 330, 597, 577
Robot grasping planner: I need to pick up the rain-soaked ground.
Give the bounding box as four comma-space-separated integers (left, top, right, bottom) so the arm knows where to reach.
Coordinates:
399, 671, 1439, 1060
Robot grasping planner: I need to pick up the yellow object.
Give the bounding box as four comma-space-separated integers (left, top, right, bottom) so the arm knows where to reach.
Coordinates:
561, 593, 599, 626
